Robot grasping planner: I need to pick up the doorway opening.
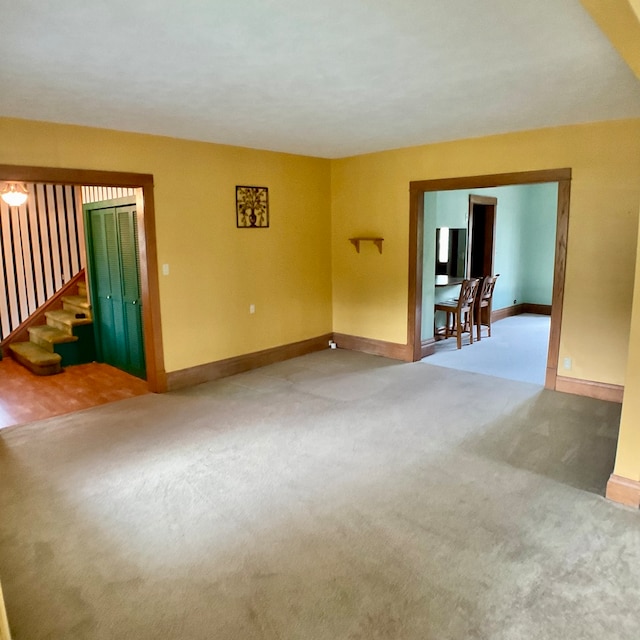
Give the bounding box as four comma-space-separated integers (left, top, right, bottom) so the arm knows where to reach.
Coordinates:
467, 195, 497, 279
0, 164, 166, 402
431, 185, 556, 385
408, 169, 571, 391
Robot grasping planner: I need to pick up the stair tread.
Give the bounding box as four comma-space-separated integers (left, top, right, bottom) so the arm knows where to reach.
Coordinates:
9, 342, 62, 365
46, 309, 93, 326
62, 295, 91, 309
29, 325, 78, 344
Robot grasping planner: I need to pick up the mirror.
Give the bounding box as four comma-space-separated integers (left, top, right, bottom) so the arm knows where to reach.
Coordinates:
435, 227, 467, 278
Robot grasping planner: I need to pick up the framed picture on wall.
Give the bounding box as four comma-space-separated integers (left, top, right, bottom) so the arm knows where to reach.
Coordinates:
236, 186, 269, 228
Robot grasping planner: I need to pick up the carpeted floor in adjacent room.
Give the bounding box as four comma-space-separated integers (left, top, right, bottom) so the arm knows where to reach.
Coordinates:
0, 349, 638, 640
425, 313, 551, 385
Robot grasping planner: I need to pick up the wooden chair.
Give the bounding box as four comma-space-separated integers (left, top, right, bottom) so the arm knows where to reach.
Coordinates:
475, 274, 499, 341
434, 278, 480, 349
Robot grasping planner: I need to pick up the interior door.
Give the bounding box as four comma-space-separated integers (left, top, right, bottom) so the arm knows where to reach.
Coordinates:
467, 195, 497, 278
84, 199, 146, 379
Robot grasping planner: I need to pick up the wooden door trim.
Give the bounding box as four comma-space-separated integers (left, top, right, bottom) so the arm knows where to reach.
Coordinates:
408, 168, 571, 391
545, 179, 570, 390
409, 183, 425, 361
410, 168, 571, 193
0, 164, 166, 392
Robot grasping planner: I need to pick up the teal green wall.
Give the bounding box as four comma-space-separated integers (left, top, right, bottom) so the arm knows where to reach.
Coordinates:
435, 192, 467, 228
521, 183, 559, 304
422, 182, 557, 341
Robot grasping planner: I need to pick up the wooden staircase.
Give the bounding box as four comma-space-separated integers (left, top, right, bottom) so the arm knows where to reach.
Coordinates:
8, 280, 96, 375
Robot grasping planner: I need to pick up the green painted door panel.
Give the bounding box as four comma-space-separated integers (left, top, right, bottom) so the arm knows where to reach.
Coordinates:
84, 200, 146, 379
117, 207, 145, 377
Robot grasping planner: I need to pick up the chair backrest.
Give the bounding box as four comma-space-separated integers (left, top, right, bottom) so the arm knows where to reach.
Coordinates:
479, 274, 499, 304
458, 278, 479, 310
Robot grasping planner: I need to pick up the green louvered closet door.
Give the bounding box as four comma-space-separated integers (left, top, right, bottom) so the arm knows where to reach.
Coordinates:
84, 201, 146, 379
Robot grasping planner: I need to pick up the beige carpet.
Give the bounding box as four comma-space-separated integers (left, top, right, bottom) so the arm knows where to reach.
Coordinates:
0, 350, 636, 639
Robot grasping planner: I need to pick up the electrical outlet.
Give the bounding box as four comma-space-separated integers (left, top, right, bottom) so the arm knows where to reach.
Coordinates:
563, 357, 572, 370
249, 304, 255, 314
162, 263, 170, 276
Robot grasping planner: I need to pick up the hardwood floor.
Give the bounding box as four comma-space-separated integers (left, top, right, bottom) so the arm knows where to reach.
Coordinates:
0, 357, 150, 430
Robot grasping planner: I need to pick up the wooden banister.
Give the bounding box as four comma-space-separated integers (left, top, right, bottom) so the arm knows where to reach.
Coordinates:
0, 269, 86, 350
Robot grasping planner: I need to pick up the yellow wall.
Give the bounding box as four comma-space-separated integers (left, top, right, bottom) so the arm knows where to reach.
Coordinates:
615, 204, 640, 481
0, 117, 333, 373
581, 0, 640, 485
2, 116, 640, 394
332, 119, 640, 386
0, 580, 10, 640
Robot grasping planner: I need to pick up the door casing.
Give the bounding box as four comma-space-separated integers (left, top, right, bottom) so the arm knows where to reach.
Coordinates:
408, 168, 571, 391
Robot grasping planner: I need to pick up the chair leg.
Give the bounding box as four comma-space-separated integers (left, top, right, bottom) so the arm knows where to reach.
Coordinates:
469, 308, 474, 345
456, 311, 462, 349
476, 308, 481, 341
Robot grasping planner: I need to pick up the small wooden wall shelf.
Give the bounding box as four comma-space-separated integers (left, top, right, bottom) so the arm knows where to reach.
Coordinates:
349, 237, 384, 254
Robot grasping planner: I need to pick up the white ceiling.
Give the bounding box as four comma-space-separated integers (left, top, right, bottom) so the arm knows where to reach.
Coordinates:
2, 0, 640, 158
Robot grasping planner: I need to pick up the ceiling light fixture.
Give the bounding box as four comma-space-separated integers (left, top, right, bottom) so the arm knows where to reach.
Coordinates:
1, 183, 29, 207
